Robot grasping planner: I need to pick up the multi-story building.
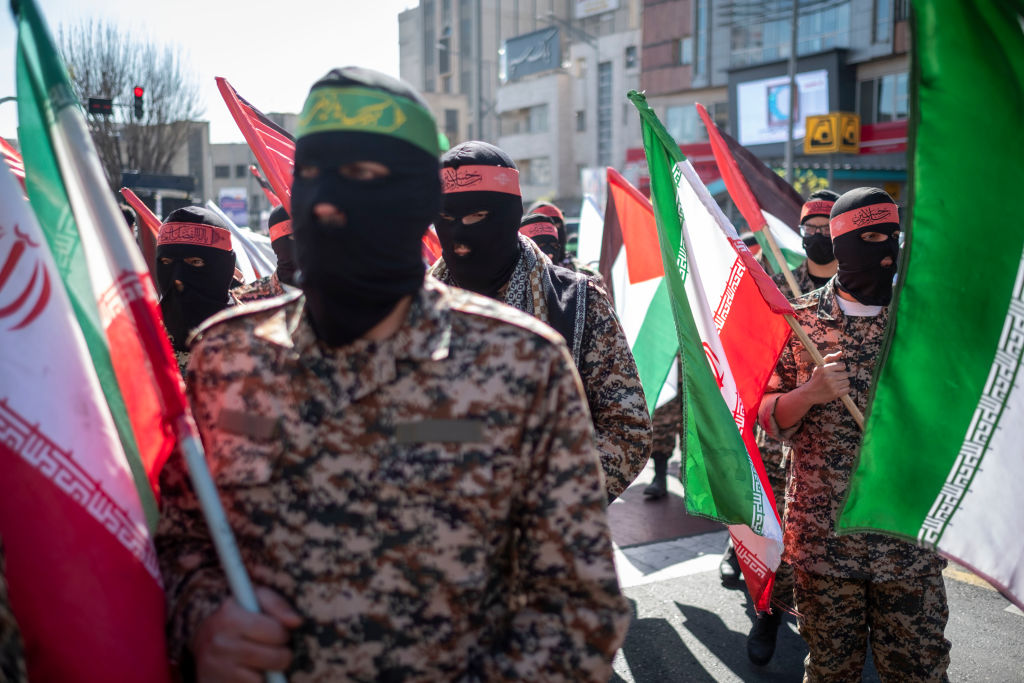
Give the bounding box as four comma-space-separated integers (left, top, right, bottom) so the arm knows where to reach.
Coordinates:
640, 0, 911, 200
399, 0, 644, 208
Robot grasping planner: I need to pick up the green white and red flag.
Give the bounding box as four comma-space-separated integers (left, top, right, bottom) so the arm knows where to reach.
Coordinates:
0, 149, 171, 682
629, 91, 794, 611
3, 0, 188, 676
838, 0, 1024, 611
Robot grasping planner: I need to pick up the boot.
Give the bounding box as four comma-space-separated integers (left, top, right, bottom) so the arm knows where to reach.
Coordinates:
643, 454, 669, 500
719, 539, 742, 586
746, 608, 783, 665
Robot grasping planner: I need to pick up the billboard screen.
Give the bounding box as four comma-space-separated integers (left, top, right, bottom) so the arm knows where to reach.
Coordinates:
218, 188, 248, 227
736, 69, 829, 146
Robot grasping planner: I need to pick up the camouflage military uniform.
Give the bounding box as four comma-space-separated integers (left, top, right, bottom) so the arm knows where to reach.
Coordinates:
431, 236, 652, 500
233, 272, 287, 303
759, 278, 949, 681
156, 277, 630, 682
563, 254, 607, 291
0, 543, 26, 683
758, 262, 825, 609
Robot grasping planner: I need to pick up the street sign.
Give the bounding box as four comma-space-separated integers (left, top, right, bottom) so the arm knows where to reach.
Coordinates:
87, 97, 113, 116
838, 112, 861, 153
804, 112, 861, 154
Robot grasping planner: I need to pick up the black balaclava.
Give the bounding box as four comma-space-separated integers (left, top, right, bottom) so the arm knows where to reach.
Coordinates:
830, 187, 901, 306
800, 189, 840, 265
435, 141, 523, 298
156, 206, 237, 352
519, 213, 561, 262
529, 201, 567, 263
267, 205, 297, 286
292, 67, 441, 347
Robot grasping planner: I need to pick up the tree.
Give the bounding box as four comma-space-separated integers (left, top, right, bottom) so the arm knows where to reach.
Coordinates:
59, 20, 204, 190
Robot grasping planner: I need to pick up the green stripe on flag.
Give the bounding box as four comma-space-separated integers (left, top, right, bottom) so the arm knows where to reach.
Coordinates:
16, 1, 158, 529
629, 91, 754, 521
838, 0, 1024, 541
631, 280, 678, 414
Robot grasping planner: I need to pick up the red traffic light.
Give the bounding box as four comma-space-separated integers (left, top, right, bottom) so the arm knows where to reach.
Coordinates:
133, 86, 144, 98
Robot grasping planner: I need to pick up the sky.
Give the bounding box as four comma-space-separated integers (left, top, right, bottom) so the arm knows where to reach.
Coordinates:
0, 0, 418, 144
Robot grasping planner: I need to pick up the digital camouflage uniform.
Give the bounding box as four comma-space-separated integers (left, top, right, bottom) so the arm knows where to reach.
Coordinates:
432, 235, 652, 500
758, 261, 823, 608
759, 278, 949, 682
0, 543, 26, 683
156, 277, 630, 682
233, 271, 287, 303
563, 254, 607, 292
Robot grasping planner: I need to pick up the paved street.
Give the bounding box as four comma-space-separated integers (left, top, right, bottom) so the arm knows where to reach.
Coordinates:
608, 458, 1024, 682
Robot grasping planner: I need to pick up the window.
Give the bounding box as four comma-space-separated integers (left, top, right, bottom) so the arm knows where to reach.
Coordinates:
874, 0, 892, 43
624, 45, 637, 69
528, 104, 548, 133
666, 105, 703, 143
214, 165, 229, 179
857, 72, 909, 124
597, 62, 613, 167
730, 1, 851, 67
235, 165, 247, 178
518, 158, 552, 187
576, 110, 586, 132
678, 37, 693, 65
444, 108, 459, 137
694, 0, 708, 77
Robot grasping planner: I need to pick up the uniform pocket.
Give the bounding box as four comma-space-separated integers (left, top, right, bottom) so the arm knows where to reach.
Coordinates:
208, 408, 285, 486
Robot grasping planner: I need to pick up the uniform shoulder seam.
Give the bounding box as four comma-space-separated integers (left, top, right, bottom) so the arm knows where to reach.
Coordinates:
190, 289, 302, 345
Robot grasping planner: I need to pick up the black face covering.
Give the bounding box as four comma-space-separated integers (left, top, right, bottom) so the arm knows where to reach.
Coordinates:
435, 190, 522, 297
802, 232, 835, 265
271, 236, 297, 286
292, 132, 440, 347
834, 229, 900, 306
156, 243, 235, 351
531, 235, 561, 262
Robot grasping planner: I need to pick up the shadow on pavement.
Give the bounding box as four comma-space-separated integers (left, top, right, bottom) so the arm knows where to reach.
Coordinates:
616, 599, 718, 683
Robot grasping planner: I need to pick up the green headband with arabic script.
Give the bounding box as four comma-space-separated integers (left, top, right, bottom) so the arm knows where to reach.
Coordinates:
296, 86, 442, 157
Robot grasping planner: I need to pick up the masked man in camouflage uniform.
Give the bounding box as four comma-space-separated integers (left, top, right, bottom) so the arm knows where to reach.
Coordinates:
234, 205, 297, 303
431, 142, 651, 501
758, 187, 950, 682
156, 206, 239, 377
529, 200, 605, 286
747, 189, 841, 664
156, 67, 630, 683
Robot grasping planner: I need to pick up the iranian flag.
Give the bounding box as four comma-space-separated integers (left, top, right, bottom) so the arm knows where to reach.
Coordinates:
3, 0, 188, 675
695, 104, 806, 276
629, 91, 794, 611
838, 0, 1024, 611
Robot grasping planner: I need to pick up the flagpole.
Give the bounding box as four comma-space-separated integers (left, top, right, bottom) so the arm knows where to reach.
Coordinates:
54, 88, 288, 683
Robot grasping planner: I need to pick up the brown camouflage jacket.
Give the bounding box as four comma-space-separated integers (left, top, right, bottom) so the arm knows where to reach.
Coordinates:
233, 272, 287, 303
156, 278, 630, 682
758, 278, 945, 580
431, 236, 652, 500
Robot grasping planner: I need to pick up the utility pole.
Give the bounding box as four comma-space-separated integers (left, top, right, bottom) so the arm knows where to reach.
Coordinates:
784, 0, 799, 184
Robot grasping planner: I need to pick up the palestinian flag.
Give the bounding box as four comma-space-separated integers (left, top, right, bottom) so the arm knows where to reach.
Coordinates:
696, 104, 805, 276
601, 168, 678, 412
630, 91, 794, 611
838, 0, 1024, 611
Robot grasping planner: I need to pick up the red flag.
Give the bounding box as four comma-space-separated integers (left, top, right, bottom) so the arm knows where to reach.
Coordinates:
250, 164, 282, 207
217, 77, 295, 214
606, 168, 663, 284
119, 187, 161, 238
422, 226, 442, 264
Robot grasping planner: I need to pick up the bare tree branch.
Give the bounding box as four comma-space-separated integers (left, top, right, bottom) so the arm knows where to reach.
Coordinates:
58, 20, 205, 191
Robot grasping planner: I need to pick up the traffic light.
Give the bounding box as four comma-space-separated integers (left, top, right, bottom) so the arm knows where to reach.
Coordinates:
133, 86, 144, 120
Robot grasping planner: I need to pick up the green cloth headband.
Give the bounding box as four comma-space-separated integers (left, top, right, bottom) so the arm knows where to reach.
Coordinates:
297, 85, 440, 157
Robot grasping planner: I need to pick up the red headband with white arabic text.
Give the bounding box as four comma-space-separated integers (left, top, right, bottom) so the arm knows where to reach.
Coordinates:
830, 203, 900, 240
269, 220, 292, 242
520, 220, 559, 240
800, 200, 835, 223
158, 221, 233, 251
441, 165, 521, 196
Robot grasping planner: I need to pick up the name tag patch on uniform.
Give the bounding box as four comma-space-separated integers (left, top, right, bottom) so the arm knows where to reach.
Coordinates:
217, 409, 282, 441
395, 419, 484, 444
